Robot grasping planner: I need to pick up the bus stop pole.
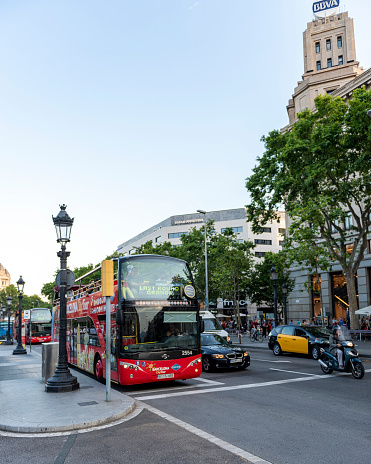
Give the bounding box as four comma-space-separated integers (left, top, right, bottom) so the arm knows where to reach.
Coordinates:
29, 311, 31, 353
105, 296, 111, 402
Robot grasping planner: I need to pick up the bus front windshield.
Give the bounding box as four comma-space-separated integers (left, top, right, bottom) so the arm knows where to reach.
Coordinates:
119, 256, 196, 302
120, 306, 200, 353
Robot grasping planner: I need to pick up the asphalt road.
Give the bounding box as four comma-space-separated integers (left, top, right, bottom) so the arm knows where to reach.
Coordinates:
2, 346, 370, 464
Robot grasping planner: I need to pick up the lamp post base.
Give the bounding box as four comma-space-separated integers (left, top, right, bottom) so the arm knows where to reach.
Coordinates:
45, 367, 80, 393
13, 346, 27, 355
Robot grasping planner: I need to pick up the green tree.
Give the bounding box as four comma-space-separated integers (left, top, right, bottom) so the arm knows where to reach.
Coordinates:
247, 252, 294, 319
246, 89, 371, 329
211, 229, 255, 342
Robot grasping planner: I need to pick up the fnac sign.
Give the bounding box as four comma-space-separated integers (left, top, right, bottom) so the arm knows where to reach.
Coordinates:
313, 0, 340, 18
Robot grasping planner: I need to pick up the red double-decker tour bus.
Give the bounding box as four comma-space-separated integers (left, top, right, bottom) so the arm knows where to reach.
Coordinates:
26, 308, 52, 344
52, 255, 202, 385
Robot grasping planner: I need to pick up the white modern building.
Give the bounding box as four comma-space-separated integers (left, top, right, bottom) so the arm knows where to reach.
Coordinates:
117, 208, 286, 259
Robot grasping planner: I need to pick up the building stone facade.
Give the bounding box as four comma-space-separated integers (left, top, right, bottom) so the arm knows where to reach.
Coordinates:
0, 263, 11, 291
286, 12, 363, 126
283, 8, 371, 323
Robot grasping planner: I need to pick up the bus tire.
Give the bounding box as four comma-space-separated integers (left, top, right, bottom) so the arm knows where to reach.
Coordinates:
94, 355, 104, 383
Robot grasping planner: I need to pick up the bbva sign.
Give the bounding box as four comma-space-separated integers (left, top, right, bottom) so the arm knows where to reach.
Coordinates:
313, 0, 340, 18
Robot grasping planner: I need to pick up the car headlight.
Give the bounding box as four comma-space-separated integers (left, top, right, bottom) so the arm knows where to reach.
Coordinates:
243, 352, 249, 357
211, 354, 225, 359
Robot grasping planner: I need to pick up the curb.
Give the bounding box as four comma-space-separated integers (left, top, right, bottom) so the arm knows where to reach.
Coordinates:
0, 401, 137, 434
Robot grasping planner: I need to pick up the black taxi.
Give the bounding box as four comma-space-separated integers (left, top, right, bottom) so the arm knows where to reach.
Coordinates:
268, 325, 331, 359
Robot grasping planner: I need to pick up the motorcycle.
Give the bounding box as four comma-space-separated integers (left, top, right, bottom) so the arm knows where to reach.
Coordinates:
318, 327, 364, 379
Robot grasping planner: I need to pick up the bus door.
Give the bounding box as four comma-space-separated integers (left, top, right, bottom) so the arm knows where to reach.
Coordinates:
110, 314, 118, 380
98, 314, 119, 382
68, 320, 77, 365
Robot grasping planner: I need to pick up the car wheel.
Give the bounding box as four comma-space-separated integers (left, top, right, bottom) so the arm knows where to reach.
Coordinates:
311, 345, 320, 360
202, 357, 213, 372
273, 342, 282, 356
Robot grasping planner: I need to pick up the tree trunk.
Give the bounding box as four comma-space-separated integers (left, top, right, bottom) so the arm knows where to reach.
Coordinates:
345, 269, 359, 330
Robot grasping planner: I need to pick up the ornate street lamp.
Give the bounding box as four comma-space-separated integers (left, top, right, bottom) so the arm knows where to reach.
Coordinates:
13, 276, 27, 355
5, 295, 13, 344
46, 205, 79, 392
282, 282, 288, 325
270, 265, 278, 327
197, 209, 209, 311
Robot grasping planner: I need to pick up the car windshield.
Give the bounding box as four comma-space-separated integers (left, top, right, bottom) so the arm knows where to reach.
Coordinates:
120, 306, 200, 353
203, 318, 223, 331
201, 334, 229, 346
305, 326, 332, 338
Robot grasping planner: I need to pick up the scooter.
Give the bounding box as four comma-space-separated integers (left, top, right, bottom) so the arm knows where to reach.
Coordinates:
318, 340, 364, 379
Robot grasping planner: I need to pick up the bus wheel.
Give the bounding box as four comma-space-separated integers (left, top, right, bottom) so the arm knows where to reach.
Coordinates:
94, 356, 104, 383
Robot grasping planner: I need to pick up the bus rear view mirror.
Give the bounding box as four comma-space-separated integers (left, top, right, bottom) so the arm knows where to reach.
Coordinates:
200, 320, 205, 333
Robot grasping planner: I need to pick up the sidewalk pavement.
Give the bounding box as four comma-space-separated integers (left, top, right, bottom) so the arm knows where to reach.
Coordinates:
229, 334, 371, 358
0, 344, 135, 434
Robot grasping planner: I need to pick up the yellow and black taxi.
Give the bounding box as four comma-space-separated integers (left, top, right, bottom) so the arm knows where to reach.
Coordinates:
268, 325, 331, 359
201, 333, 250, 372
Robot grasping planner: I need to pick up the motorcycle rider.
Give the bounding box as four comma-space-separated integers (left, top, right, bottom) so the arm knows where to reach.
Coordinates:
329, 326, 344, 369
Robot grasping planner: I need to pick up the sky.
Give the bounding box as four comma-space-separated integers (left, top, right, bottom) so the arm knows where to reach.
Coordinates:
1, 0, 370, 297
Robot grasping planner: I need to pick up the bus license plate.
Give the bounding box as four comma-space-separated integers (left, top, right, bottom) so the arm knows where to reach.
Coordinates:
157, 373, 175, 379
230, 359, 240, 363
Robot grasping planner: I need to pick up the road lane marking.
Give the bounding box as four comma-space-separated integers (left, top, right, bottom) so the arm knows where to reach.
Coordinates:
132, 374, 333, 400
194, 377, 225, 385
140, 402, 272, 464
133, 369, 371, 400
270, 368, 317, 375
254, 359, 291, 363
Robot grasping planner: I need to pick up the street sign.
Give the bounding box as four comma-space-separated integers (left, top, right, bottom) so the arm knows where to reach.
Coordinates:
56, 269, 75, 290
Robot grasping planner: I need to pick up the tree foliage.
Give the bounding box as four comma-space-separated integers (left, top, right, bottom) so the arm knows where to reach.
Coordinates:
246, 252, 294, 312
0, 285, 52, 315
246, 88, 371, 328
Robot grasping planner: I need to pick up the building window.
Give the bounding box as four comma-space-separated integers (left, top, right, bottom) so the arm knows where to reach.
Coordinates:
315, 42, 320, 53
345, 214, 353, 230
255, 252, 266, 258
155, 236, 162, 243
316, 61, 321, 71
326, 39, 331, 50
327, 58, 332, 68
258, 227, 271, 233
279, 241, 285, 246
168, 232, 188, 239
254, 239, 272, 245
337, 36, 342, 48
338, 55, 343, 65
278, 228, 286, 235
221, 226, 243, 234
